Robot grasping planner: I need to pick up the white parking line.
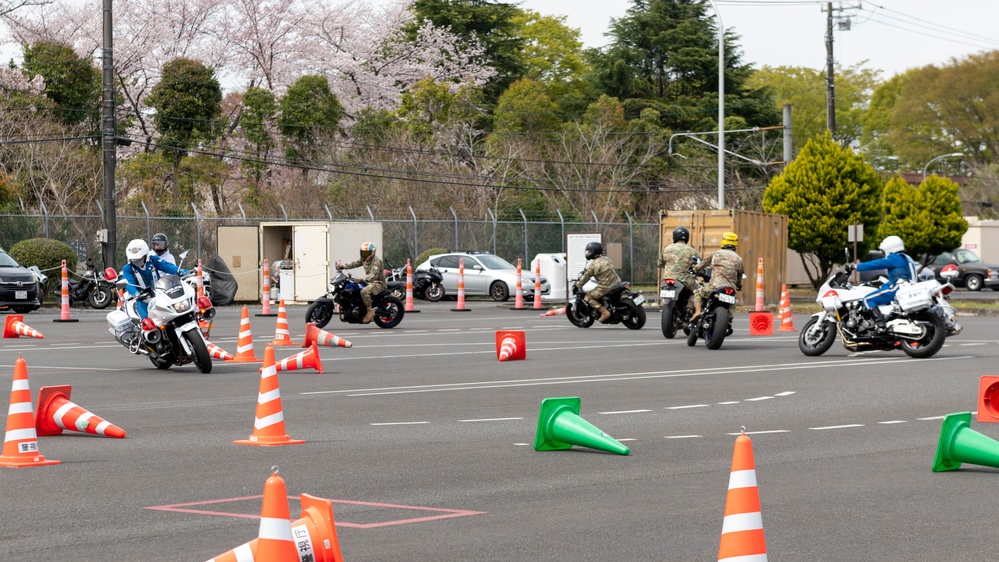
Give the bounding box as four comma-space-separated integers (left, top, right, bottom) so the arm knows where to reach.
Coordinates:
774, 391, 796, 396
665, 435, 701, 439
917, 415, 946, 421
599, 409, 652, 415
717, 401, 740, 405
878, 420, 907, 424
459, 417, 523, 422
370, 421, 429, 426
809, 424, 864, 430
727, 430, 789, 435
745, 396, 774, 401
667, 404, 709, 410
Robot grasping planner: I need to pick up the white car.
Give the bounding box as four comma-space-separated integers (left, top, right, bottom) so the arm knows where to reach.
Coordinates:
416, 252, 550, 301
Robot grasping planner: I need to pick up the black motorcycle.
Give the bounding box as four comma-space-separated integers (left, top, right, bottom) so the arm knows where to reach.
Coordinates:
566, 276, 646, 330
686, 286, 737, 350
65, 257, 115, 309
305, 270, 404, 329
660, 276, 694, 339
386, 266, 445, 302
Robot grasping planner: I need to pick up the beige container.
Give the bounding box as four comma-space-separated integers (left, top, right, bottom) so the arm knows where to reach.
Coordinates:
658, 210, 788, 308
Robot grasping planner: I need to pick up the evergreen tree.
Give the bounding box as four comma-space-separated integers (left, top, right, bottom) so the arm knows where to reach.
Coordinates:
880, 175, 968, 264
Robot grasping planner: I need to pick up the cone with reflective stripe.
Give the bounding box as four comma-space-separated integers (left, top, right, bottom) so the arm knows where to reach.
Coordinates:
533, 259, 543, 309
932, 411, 999, 472
3, 314, 44, 339
540, 307, 567, 318
303, 322, 352, 349
533, 396, 629, 455
233, 305, 261, 362
206, 493, 344, 562
206, 341, 235, 361
53, 260, 77, 323
235, 346, 304, 446
35, 385, 126, 438
496, 330, 525, 362
269, 343, 324, 374
270, 299, 297, 346
718, 431, 767, 562
451, 258, 471, 311
754, 257, 765, 312
256, 260, 276, 317
0, 355, 60, 468
777, 284, 795, 332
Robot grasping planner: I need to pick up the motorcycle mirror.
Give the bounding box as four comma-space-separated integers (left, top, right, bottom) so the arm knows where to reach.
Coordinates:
115, 278, 128, 289
179, 250, 189, 261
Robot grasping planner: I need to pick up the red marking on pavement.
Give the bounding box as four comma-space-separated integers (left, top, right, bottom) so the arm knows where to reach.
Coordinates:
145, 495, 486, 528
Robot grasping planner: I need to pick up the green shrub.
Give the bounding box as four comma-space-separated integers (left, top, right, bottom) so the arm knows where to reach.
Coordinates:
415, 247, 448, 265
8, 238, 78, 296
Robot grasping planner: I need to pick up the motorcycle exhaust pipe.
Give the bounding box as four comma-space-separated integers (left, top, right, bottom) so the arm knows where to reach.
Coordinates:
143, 328, 161, 344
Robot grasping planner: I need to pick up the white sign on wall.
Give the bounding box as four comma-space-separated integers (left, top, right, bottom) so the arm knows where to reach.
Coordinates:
566, 232, 602, 283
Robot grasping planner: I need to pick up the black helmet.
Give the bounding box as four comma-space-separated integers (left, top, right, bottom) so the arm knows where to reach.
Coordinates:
672, 226, 690, 244
584, 241, 603, 260
151, 232, 168, 255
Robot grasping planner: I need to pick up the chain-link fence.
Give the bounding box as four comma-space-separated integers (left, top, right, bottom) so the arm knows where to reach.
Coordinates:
0, 209, 663, 283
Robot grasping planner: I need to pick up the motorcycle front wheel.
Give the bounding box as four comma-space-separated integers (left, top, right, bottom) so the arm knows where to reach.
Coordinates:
798, 317, 837, 357
88, 286, 113, 309
305, 300, 335, 329
374, 297, 404, 329
184, 330, 213, 373
622, 300, 646, 330
566, 302, 594, 328
424, 284, 444, 302
900, 312, 946, 359
704, 308, 729, 350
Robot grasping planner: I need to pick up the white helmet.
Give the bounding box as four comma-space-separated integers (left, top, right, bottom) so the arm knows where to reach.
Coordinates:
879, 235, 904, 255
126, 239, 150, 270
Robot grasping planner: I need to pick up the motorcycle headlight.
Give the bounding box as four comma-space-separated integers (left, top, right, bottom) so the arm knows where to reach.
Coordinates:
172, 301, 192, 313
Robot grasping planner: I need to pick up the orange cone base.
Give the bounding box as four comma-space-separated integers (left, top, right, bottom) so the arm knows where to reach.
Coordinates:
231, 355, 261, 363
748, 312, 774, 336
978, 376, 999, 423
234, 435, 306, 446
0, 454, 60, 468
270, 339, 297, 346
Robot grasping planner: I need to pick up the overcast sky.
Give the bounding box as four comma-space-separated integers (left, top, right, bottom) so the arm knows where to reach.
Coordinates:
519, 0, 999, 78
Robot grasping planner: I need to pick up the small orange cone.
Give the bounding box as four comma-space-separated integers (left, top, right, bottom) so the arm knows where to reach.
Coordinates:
271, 343, 324, 374
302, 322, 352, 349
270, 299, 297, 346
977, 376, 999, 423
754, 257, 765, 312
748, 311, 773, 336
3, 314, 44, 339
206, 341, 235, 361
35, 385, 126, 438
777, 284, 795, 332
540, 307, 567, 318
53, 259, 78, 323
718, 430, 767, 562
207, 489, 344, 562
235, 346, 305, 446
257, 470, 298, 560
496, 330, 526, 362
256, 259, 277, 317
233, 305, 261, 362
533, 259, 543, 309
451, 258, 471, 312
0, 356, 60, 468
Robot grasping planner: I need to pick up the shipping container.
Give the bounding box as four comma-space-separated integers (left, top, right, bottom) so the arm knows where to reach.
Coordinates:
659, 210, 788, 308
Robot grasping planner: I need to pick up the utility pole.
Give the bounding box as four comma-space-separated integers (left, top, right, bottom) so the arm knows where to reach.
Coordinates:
825, 2, 835, 136
101, 0, 117, 269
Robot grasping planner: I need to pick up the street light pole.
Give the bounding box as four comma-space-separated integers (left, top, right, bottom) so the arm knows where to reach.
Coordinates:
922, 152, 964, 179
706, 0, 724, 209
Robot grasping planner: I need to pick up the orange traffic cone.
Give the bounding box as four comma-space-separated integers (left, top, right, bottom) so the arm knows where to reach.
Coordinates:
207, 492, 344, 562
0, 356, 60, 468
53, 259, 78, 323
754, 257, 765, 312
718, 431, 767, 562
533, 259, 543, 309
748, 311, 773, 336
496, 330, 526, 362
270, 299, 297, 346
206, 341, 235, 361
256, 259, 277, 317
35, 385, 126, 438
271, 343, 324, 374
404, 259, 419, 313
233, 306, 261, 362
235, 346, 305, 446
514, 258, 525, 309
302, 322, 352, 349
3, 314, 44, 339
451, 258, 471, 312
777, 284, 795, 332
540, 307, 567, 318
257, 470, 298, 559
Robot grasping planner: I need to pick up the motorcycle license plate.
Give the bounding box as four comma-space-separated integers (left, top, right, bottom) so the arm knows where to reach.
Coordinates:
718, 294, 736, 304
659, 290, 675, 299
15, 290, 27, 300
633, 294, 646, 305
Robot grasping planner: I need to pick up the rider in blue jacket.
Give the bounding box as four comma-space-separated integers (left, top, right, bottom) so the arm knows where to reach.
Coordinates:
854, 235, 918, 330
122, 238, 187, 319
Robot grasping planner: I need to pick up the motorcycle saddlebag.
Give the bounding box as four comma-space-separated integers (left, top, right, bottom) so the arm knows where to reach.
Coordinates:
106, 309, 133, 335
895, 284, 932, 312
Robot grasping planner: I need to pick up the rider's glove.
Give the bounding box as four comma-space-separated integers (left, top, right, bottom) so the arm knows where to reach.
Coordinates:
180, 269, 192, 276
845, 264, 855, 275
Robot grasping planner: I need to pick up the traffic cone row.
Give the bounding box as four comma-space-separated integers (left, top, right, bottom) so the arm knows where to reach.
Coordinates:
270, 299, 297, 346
3, 314, 44, 339
303, 322, 352, 349
777, 284, 795, 332
233, 306, 261, 362
207, 470, 344, 562
540, 307, 567, 318
235, 345, 304, 446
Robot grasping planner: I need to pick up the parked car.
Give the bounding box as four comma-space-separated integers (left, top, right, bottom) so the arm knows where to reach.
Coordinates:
416, 251, 550, 301
0, 247, 42, 313
924, 248, 999, 291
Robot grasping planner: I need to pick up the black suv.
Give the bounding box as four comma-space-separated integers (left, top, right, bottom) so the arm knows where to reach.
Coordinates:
925, 249, 999, 291
0, 247, 42, 313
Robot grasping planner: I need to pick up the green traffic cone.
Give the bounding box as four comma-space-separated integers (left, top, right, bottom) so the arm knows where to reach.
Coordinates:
932, 411, 999, 472
533, 397, 630, 455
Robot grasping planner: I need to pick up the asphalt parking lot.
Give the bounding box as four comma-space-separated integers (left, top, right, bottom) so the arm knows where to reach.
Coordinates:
2, 301, 998, 561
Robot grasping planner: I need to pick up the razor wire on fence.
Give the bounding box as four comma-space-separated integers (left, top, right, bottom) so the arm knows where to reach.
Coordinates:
0, 209, 663, 284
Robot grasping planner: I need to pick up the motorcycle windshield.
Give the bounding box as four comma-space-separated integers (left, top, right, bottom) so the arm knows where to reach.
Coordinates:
154, 274, 187, 299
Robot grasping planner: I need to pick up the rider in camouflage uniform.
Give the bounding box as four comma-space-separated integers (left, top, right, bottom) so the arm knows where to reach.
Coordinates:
576, 241, 621, 323
691, 232, 744, 320
658, 226, 700, 306
337, 241, 386, 324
